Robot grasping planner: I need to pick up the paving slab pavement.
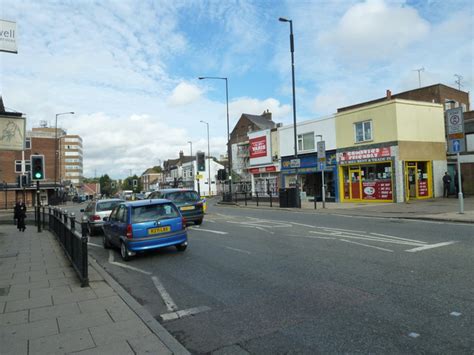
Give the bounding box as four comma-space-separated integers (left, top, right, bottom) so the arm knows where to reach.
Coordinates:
222, 196, 474, 224
0, 224, 189, 355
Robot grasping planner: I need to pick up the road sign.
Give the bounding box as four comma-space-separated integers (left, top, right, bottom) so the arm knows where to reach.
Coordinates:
196, 173, 204, 180
317, 141, 326, 161
290, 159, 300, 168
448, 138, 465, 154
319, 161, 326, 171
447, 107, 464, 135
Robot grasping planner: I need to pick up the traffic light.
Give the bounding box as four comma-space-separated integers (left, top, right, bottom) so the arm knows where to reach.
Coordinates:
217, 169, 227, 181
111, 181, 116, 189
31, 155, 45, 181
197, 152, 205, 172
133, 179, 138, 187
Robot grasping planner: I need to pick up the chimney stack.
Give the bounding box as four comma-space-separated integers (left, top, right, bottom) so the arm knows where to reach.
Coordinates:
386, 90, 392, 100
179, 150, 184, 159
262, 109, 272, 121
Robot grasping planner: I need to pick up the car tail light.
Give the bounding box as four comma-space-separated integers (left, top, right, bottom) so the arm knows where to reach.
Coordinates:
126, 224, 133, 238
91, 215, 101, 221
181, 217, 187, 230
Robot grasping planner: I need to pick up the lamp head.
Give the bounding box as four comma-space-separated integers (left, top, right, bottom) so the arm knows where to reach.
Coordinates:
279, 17, 290, 22
198, 77, 205, 80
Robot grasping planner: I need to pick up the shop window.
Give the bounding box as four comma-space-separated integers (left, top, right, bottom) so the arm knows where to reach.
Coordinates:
297, 132, 315, 151
354, 121, 372, 143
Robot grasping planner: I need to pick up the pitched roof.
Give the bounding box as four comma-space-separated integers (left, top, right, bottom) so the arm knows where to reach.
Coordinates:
242, 113, 276, 130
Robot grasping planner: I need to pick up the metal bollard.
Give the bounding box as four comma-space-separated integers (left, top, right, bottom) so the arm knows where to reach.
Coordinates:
256, 192, 259, 207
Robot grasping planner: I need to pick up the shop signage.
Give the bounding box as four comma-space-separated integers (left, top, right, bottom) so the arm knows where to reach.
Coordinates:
317, 141, 326, 161
249, 136, 267, 158
249, 166, 277, 174
0, 19, 17, 53
418, 180, 428, 197
362, 181, 392, 200
338, 147, 391, 165
282, 153, 336, 171
290, 159, 300, 168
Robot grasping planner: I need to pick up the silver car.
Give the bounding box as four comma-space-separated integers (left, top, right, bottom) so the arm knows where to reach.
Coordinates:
81, 198, 124, 236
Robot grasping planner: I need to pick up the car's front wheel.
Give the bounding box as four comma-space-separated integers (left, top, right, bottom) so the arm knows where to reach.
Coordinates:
120, 242, 131, 261
176, 243, 187, 252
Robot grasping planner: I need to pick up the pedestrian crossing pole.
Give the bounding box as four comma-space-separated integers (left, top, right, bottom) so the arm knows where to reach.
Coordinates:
36, 181, 42, 233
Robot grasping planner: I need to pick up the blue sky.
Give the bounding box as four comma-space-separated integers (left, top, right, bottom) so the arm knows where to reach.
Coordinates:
1, 0, 472, 178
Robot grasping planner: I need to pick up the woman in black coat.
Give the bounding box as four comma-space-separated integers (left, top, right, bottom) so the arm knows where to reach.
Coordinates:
14, 200, 27, 232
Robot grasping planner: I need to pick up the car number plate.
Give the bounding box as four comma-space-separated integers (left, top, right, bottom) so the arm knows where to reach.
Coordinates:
148, 226, 171, 235
180, 206, 195, 211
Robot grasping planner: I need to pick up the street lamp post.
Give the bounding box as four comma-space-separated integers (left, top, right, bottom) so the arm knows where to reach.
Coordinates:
200, 120, 212, 197
198, 76, 232, 201
279, 17, 300, 207
316, 134, 326, 209
188, 141, 193, 189
55, 112, 74, 203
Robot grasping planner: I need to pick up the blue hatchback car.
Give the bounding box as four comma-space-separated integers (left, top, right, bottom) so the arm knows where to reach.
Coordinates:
102, 199, 188, 261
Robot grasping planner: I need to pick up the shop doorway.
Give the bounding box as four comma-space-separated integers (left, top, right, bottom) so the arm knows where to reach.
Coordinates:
349, 167, 361, 200
405, 161, 431, 201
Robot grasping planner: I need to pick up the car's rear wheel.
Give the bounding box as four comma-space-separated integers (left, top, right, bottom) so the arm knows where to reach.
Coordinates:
176, 243, 187, 252
120, 242, 131, 261
103, 234, 111, 249
194, 219, 203, 225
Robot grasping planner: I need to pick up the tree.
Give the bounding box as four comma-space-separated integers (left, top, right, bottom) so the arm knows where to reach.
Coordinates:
99, 174, 114, 197
122, 175, 143, 192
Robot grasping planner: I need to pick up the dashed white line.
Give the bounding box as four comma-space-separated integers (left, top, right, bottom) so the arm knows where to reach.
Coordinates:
405, 241, 457, 253
160, 306, 211, 321
321, 227, 367, 233
340, 239, 394, 252
408, 332, 420, 338
450, 311, 462, 317
108, 250, 114, 263
225, 246, 251, 255
152, 276, 178, 312
369, 232, 427, 244
189, 227, 228, 235
110, 261, 152, 275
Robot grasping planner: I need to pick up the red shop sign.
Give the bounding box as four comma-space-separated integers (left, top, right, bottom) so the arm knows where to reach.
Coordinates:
249, 136, 267, 158
418, 180, 428, 196
362, 180, 393, 200
249, 165, 277, 174
339, 147, 391, 162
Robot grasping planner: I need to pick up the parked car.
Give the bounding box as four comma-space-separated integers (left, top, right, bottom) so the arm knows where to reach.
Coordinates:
148, 189, 204, 225
81, 198, 124, 236
102, 199, 188, 261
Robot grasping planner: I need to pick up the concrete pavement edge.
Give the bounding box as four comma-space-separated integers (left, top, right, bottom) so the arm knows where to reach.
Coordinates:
88, 257, 190, 355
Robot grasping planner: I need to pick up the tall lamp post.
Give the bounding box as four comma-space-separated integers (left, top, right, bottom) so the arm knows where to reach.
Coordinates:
200, 120, 212, 197
55, 112, 74, 203
198, 76, 232, 200
316, 134, 326, 208
279, 17, 300, 207
188, 141, 193, 189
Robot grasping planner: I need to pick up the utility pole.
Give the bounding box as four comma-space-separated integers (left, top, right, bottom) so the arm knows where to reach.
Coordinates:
413, 67, 424, 88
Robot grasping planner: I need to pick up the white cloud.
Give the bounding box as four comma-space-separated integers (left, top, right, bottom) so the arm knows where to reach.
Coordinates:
318, 0, 430, 61
229, 97, 292, 124
168, 82, 203, 106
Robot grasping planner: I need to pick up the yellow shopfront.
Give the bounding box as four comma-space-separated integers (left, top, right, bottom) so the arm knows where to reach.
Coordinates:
405, 161, 432, 201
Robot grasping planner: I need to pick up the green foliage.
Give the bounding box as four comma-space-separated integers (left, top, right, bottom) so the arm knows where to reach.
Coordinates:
122, 175, 143, 192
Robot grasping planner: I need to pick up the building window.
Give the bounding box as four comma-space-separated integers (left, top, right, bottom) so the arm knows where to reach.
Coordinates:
25, 137, 31, 149
15, 160, 31, 173
354, 121, 372, 143
297, 132, 315, 151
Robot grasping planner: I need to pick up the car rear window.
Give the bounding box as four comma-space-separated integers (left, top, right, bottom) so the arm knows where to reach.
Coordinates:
131, 203, 180, 223
96, 201, 122, 212
164, 191, 200, 202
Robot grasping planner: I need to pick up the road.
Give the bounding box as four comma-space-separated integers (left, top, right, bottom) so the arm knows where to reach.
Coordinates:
79, 202, 473, 354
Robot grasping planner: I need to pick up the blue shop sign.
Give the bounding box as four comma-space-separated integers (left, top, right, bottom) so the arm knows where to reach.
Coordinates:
281, 152, 336, 171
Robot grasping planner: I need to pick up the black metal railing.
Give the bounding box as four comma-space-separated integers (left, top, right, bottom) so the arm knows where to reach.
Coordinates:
37, 206, 89, 287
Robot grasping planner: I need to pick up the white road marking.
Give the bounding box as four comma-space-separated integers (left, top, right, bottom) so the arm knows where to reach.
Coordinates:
408, 332, 420, 338
254, 227, 274, 234
189, 227, 228, 235
152, 276, 178, 312
405, 241, 457, 253
87, 242, 102, 248
340, 239, 394, 252
309, 231, 421, 246
225, 246, 251, 255
369, 232, 427, 244
450, 311, 461, 317
108, 250, 114, 263
321, 227, 366, 233
205, 219, 216, 223
291, 222, 317, 228
110, 261, 152, 276
160, 306, 211, 321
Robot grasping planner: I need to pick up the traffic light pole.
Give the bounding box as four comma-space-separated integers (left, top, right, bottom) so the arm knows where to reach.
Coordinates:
36, 180, 42, 233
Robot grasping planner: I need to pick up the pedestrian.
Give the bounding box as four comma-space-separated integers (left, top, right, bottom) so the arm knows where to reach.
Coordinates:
442, 172, 451, 198
14, 199, 27, 232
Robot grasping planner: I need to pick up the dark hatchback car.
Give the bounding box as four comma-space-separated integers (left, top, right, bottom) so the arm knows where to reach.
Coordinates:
148, 189, 204, 225
102, 199, 188, 261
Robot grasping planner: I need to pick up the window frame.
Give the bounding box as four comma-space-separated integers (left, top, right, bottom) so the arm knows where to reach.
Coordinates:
297, 132, 315, 151
25, 137, 31, 149
354, 120, 373, 143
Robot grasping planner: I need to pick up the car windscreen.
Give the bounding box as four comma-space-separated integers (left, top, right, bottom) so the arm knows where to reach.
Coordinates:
163, 191, 200, 203
131, 203, 180, 223
96, 201, 122, 212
